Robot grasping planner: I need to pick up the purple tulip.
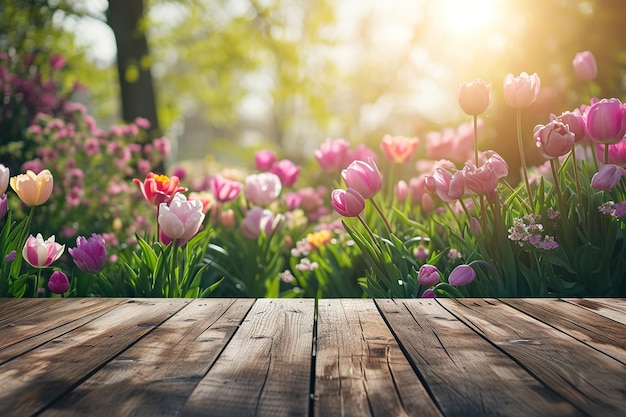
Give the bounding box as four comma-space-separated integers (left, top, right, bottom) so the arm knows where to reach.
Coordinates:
448, 264, 476, 286
418, 264, 440, 286
69, 233, 107, 274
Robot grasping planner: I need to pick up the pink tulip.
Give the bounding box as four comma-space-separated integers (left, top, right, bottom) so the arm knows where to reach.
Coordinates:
596, 140, 626, 165
314, 138, 351, 171
0, 193, 7, 219
0, 164, 9, 195
395, 180, 409, 203
534, 121, 576, 159
462, 162, 500, 195
551, 110, 586, 142
269, 159, 301, 187
448, 264, 476, 286
331, 188, 365, 217
584, 98, 626, 144
210, 175, 243, 203
22, 233, 65, 268
380, 135, 419, 164
158, 193, 205, 241
503, 72, 541, 109
240, 206, 284, 239
418, 264, 440, 286
590, 164, 626, 191
424, 167, 465, 202
458, 79, 491, 116
133, 172, 186, 206
572, 51, 597, 81
245, 172, 282, 206
341, 158, 383, 199
48, 271, 70, 294
481, 151, 509, 179
255, 149, 276, 172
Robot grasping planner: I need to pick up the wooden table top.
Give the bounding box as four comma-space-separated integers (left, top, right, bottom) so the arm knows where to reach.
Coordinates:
0, 298, 624, 417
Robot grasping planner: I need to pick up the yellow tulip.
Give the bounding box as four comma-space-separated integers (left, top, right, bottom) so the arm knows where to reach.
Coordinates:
10, 169, 54, 206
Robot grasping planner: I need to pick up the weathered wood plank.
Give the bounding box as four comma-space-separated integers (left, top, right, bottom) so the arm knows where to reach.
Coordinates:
0, 298, 125, 364
180, 298, 314, 417
39, 298, 254, 417
315, 299, 442, 417
377, 298, 581, 417
441, 298, 626, 417
0, 299, 189, 417
565, 298, 626, 325
0, 298, 62, 326
503, 298, 626, 365
0, 298, 124, 362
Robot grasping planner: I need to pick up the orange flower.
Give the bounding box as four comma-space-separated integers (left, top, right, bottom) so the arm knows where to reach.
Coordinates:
306, 229, 333, 249
10, 169, 54, 206
380, 135, 419, 164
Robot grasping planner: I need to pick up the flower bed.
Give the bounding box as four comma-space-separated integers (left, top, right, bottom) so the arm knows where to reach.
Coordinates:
1, 50, 625, 298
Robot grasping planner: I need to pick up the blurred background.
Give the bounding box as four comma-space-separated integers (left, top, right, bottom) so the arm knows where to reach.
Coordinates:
2, 0, 626, 178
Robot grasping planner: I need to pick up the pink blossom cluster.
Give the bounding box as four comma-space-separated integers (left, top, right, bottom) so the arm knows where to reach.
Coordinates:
507, 215, 559, 250
598, 201, 626, 219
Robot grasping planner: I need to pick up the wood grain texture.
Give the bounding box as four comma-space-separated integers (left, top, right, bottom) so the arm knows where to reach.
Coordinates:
441, 298, 626, 416
0, 298, 124, 364
39, 298, 254, 417
179, 298, 315, 417
0, 299, 189, 417
565, 298, 626, 325
315, 299, 442, 417
503, 298, 626, 364
377, 298, 582, 417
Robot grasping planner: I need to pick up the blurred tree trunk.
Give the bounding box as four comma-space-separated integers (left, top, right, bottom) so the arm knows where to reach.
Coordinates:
106, 0, 159, 133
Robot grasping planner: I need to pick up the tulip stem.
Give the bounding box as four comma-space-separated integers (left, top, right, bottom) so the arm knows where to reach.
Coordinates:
34, 268, 41, 298
550, 159, 567, 226
171, 240, 178, 297
570, 145, 586, 230
370, 197, 393, 236
516, 109, 534, 209
473, 114, 479, 166
357, 215, 382, 253
605, 144, 610, 165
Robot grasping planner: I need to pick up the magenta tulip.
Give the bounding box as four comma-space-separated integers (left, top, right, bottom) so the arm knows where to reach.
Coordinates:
69, 233, 107, 274
458, 79, 491, 116
341, 158, 383, 199
448, 264, 476, 286
596, 140, 626, 165
584, 98, 626, 144
158, 193, 205, 241
418, 265, 440, 286
255, 149, 276, 172
572, 51, 597, 81
421, 289, 436, 298
23, 233, 65, 268
331, 188, 365, 217
269, 159, 301, 187
503, 72, 541, 109
48, 271, 70, 294
314, 138, 352, 171
534, 121, 576, 159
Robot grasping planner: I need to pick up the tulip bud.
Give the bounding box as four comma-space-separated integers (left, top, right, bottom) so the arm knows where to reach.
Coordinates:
572, 51, 597, 81
48, 271, 70, 294
448, 264, 476, 286
458, 79, 491, 116
591, 164, 626, 191
418, 264, 440, 286
421, 289, 436, 298
503, 72, 541, 109
331, 188, 365, 217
